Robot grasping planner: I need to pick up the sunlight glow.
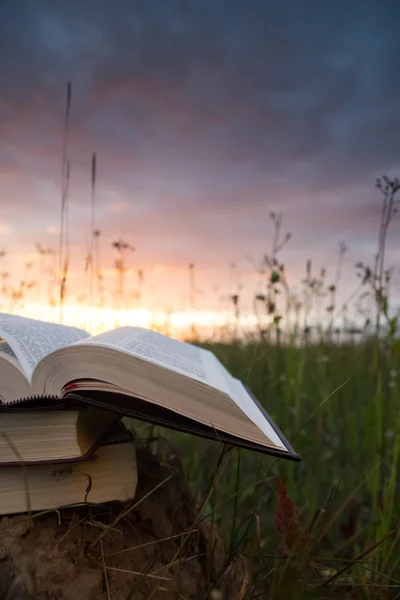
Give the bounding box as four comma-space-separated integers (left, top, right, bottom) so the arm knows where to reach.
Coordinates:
15, 302, 260, 339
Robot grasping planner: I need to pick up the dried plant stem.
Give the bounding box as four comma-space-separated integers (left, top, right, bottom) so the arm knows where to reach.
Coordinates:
321, 524, 400, 587
105, 529, 199, 558
100, 539, 111, 600
89, 473, 173, 549
89, 152, 97, 312
58, 81, 72, 322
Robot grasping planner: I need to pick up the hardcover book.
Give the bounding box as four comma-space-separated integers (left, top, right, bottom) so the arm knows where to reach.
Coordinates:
0, 430, 138, 516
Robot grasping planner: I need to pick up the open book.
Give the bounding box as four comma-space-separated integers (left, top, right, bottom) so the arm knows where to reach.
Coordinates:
0, 313, 299, 461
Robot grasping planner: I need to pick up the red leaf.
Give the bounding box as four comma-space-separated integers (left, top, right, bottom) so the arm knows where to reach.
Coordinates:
274, 479, 298, 537
273, 478, 308, 554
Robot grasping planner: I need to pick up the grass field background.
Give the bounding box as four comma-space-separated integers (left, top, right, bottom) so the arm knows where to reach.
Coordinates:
143, 336, 400, 597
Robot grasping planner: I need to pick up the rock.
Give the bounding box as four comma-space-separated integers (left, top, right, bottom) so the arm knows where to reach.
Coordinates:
0, 446, 246, 599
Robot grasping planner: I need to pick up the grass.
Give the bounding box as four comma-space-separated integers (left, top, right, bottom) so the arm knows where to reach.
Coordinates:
141, 336, 400, 598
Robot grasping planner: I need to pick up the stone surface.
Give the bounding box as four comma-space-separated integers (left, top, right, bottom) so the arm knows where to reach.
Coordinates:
0, 447, 246, 599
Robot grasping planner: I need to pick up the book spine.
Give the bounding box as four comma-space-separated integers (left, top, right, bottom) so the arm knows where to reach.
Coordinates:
1, 394, 59, 406
0, 395, 85, 411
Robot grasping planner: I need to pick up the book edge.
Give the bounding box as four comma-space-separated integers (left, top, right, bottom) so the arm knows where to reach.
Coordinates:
65, 390, 301, 462
241, 381, 301, 461
0, 412, 123, 468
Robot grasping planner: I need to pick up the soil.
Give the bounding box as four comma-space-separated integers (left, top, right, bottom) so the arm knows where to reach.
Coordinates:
0, 446, 247, 600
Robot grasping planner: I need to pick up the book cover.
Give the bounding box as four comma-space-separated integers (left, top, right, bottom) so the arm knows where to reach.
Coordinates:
65, 388, 301, 461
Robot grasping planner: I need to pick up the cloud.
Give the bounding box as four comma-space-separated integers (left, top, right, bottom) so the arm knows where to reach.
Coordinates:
2, 1, 400, 183
0, 0, 399, 310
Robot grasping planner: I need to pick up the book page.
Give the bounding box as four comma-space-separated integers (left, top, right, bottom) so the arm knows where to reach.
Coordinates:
230, 378, 286, 449
201, 355, 286, 450
0, 341, 25, 374
0, 313, 89, 382
0, 341, 18, 360
78, 327, 231, 392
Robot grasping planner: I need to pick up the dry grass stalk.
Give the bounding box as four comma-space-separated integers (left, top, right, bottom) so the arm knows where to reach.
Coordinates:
58, 80, 72, 322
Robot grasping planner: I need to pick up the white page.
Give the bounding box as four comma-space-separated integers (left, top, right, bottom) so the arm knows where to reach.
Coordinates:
208, 355, 287, 450
0, 341, 18, 360
0, 341, 25, 374
230, 378, 286, 450
77, 327, 232, 391
0, 313, 89, 383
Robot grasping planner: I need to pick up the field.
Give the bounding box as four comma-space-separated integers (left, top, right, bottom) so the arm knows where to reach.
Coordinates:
2, 330, 398, 597
145, 336, 400, 598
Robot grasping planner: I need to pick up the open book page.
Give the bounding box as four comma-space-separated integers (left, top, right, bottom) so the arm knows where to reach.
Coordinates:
0, 340, 32, 403
209, 357, 287, 450
0, 341, 26, 374
0, 341, 18, 361
76, 327, 232, 394
0, 314, 89, 383
230, 378, 286, 449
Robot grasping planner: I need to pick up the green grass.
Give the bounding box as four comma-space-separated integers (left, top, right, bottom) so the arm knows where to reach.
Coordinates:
142, 337, 400, 598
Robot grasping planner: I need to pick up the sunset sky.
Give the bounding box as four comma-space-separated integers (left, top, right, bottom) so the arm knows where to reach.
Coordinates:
0, 0, 400, 331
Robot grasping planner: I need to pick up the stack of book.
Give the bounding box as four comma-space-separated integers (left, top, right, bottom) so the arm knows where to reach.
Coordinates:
0, 313, 299, 516
0, 403, 137, 515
